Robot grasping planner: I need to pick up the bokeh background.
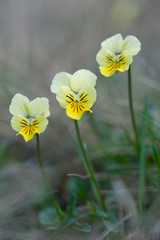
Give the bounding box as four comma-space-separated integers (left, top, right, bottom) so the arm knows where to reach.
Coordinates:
1, 0, 160, 239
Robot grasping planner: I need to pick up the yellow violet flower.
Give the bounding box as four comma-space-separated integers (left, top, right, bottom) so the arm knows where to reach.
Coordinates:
96, 33, 141, 77
9, 93, 50, 142
51, 69, 97, 120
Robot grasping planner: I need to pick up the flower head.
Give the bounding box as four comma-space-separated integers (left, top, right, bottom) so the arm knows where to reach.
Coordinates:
51, 69, 97, 120
96, 33, 141, 77
9, 93, 50, 142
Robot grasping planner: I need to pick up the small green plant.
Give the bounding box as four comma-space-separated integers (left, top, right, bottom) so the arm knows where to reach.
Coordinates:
7, 33, 160, 237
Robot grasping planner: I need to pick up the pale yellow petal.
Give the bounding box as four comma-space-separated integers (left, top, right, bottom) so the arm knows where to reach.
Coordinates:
17, 126, 40, 142
9, 93, 31, 116
11, 114, 48, 142
101, 33, 123, 53
32, 116, 49, 133
117, 65, 125, 72
66, 102, 91, 120
118, 51, 133, 70
99, 66, 117, 77
56, 86, 75, 108
30, 97, 50, 118
122, 35, 141, 56
17, 116, 48, 142
96, 48, 116, 66
51, 72, 72, 94
11, 115, 29, 132
70, 69, 97, 92
78, 86, 97, 108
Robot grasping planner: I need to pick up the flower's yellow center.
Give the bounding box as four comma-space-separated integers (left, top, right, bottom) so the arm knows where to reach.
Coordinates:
106, 54, 125, 72
65, 92, 91, 120
99, 54, 126, 77
17, 118, 40, 141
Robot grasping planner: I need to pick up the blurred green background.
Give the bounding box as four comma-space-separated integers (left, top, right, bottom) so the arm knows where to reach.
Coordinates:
1, 0, 160, 239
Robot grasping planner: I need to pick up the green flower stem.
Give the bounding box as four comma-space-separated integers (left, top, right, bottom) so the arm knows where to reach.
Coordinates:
128, 66, 140, 154
74, 120, 107, 213
36, 133, 65, 219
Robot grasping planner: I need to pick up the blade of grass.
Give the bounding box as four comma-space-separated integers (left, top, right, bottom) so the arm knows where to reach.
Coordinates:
139, 97, 148, 214
146, 109, 160, 177
0, 140, 9, 167
151, 145, 160, 176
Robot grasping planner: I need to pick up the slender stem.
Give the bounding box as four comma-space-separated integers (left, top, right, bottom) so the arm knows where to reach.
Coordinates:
74, 120, 107, 213
36, 134, 65, 219
128, 66, 140, 153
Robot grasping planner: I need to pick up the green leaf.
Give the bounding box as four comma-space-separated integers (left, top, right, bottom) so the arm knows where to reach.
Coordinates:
103, 214, 119, 233
46, 225, 61, 231
96, 209, 108, 219
38, 207, 58, 226
74, 222, 91, 232
67, 194, 76, 217
87, 201, 96, 219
